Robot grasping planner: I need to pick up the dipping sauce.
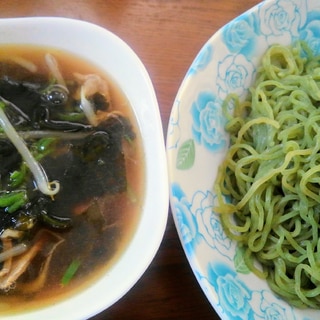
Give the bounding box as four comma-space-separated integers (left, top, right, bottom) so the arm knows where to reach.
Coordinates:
0, 45, 144, 314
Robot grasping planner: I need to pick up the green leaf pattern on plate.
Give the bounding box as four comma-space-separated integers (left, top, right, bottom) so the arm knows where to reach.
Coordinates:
234, 245, 251, 274
176, 139, 195, 170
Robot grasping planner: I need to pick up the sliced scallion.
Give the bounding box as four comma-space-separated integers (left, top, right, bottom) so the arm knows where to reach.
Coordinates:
0, 191, 27, 213
61, 259, 81, 286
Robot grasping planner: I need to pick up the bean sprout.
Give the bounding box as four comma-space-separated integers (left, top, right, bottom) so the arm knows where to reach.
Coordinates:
0, 243, 28, 263
75, 73, 109, 127
45, 53, 67, 88
80, 85, 98, 126
9, 56, 38, 73
0, 102, 60, 196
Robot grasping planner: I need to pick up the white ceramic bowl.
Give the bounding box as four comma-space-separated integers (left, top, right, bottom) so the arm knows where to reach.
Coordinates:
0, 17, 168, 320
167, 0, 320, 319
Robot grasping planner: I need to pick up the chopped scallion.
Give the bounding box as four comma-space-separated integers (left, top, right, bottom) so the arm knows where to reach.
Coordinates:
9, 164, 27, 188
0, 191, 27, 213
61, 259, 81, 286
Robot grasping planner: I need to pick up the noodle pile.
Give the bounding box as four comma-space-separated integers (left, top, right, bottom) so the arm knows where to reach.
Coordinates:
215, 42, 320, 308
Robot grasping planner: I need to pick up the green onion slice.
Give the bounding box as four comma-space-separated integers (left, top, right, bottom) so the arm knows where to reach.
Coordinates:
61, 259, 81, 286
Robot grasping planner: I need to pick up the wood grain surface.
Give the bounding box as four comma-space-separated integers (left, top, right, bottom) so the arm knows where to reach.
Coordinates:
0, 1, 260, 319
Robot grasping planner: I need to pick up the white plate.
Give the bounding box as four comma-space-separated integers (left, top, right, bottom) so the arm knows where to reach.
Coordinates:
167, 0, 320, 319
0, 17, 168, 320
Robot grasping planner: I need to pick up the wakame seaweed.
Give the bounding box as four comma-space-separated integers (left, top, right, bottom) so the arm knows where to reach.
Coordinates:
0, 76, 135, 234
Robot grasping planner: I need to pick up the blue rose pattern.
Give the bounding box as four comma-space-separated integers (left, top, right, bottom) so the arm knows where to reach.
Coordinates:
251, 289, 296, 319
193, 191, 232, 256
258, 0, 306, 39
300, 12, 320, 55
205, 263, 297, 319
190, 91, 227, 151
171, 183, 233, 258
167, 0, 320, 319
222, 12, 258, 57
217, 54, 255, 100
187, 44, 213, 76
208, 263, 254, 319
172, 184, 199, 255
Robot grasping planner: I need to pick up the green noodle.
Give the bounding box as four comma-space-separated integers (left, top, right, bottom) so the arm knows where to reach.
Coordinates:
215, 41, 320, 309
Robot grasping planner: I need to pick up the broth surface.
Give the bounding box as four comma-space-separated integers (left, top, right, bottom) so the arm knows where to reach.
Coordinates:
0, 45, 144, 315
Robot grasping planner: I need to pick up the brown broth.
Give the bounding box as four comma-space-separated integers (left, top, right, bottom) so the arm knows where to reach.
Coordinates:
0, 45, 145, 315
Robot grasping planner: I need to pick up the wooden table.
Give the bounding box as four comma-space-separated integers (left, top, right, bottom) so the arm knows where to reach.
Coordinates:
0, 1, 260, 319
